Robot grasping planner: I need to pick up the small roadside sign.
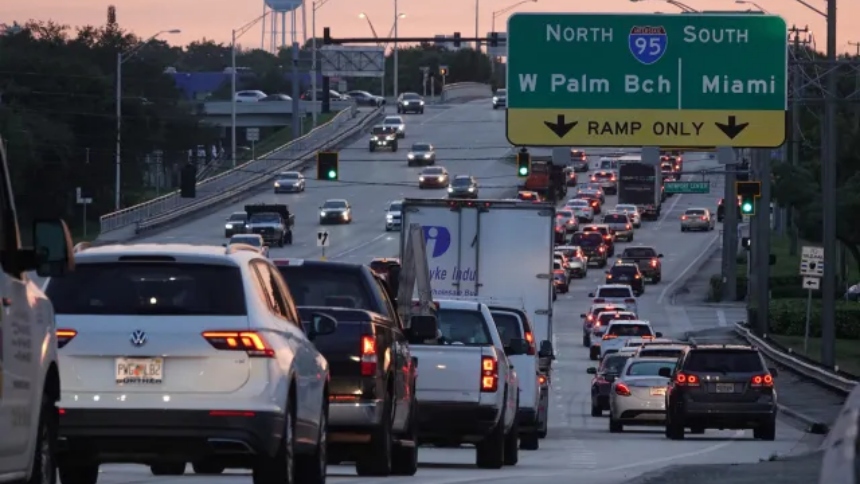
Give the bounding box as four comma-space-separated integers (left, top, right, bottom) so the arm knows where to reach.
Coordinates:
800, 245, 824, 277
802, 277, 820, 290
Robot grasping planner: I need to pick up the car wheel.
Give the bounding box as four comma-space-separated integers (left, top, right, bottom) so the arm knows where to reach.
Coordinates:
504, 401, 521, 463
608, 414, 623, 433
753, 418, 776, 441
355, 397, 393, 476
391, 396, 419, 476
28, 392, 58, 484
590, 402, 602, 417
475, 393, 506, 469
253, 397, 295, 484
295, 405, 327, 483
665, 410, 685, 440
582, 334, 590, 347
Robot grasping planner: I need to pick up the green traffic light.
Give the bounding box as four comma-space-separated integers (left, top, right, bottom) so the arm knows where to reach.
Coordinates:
742, 202, 753, 213
327, 169, 337, 179
518, 166, 528, 176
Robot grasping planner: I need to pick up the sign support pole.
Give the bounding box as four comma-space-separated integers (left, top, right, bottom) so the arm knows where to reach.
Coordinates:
718, 147, 738, 304
321, 246, 326, 260
804, 286, 812, 353
754, 148, 771, 336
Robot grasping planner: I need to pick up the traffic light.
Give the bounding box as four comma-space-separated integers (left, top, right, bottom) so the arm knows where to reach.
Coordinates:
439, 66, 448, 77
736, 180, 761, 215
516, 150, 530, 177
453, 32, 461, 48
316, 151, 338, 180
180, 164, 196, 198
489, 32, 499, 47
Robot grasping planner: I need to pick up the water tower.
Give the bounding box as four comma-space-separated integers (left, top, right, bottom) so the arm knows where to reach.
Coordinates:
261, 0, 307, 52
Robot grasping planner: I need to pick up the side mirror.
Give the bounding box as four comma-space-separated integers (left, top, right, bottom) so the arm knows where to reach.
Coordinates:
307, 312, 338, 340
658, 254, 664, 258
588, 292, 595, 298
538, 340, 554, 359
655, 332, 663, 338
33, 219, 74, 277
658, 367, 672, 378
505, 338, 529, 356
769, 367, 779, 377
408, 314, 438, 341
586, 367, 597, 374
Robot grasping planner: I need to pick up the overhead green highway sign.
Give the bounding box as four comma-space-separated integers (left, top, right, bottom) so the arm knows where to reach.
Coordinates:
665, 181, 710, 194
505, 13, 788, 148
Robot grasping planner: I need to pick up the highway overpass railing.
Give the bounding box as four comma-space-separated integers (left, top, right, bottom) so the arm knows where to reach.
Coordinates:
99, 104, 380, 235
441, 82, 493, 103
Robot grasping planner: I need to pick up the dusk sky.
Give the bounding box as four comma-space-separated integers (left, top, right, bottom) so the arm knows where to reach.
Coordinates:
6, 0, 856, 54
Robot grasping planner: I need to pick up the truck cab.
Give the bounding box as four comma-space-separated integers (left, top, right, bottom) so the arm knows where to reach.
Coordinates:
0, 138, 75, 484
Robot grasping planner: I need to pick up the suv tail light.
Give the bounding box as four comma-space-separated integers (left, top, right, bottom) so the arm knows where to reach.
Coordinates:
650, 259, 658, 267
614, 382, 631, 396
626, 224, 631, 230
524, 331, 536, 355
57, 329, 77, 349
598, 246, 605, 253
360, 336, 378, 376
624, 298, 636, 304
538, 374, 548, 385
675, 372, 700, 386
481, 356, 499, 392
681, 215, 687, 220
602, 334, 617, 340
701, 216, 707, 221
202, 331, 274, 357
750, 374, 774, 387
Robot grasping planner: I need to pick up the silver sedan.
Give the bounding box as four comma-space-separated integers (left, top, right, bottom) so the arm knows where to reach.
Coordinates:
681, 208, 716, 231
608, 357, 677, 433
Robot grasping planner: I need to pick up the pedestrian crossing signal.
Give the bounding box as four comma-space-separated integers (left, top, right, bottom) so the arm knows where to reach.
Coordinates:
317, 151, 339, 180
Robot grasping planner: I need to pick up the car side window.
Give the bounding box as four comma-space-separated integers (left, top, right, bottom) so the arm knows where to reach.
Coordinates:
373, 277, 400, 330
250, 261, 288, 319
267, 263, 303, 328
248, 263, 274, 309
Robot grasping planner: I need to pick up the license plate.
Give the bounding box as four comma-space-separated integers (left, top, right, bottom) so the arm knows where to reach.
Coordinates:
618, 276, 630, 281
715, 383, 734, 393
650, 387, 666, 396
115, 357, 164, 384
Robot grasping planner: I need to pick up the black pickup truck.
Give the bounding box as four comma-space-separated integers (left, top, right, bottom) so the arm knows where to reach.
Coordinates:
617, 246, 664, 283
273, 259, 436, 477
245, 203, 295, 246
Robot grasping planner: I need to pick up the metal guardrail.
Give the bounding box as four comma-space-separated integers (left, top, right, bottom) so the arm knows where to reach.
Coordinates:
733, 322, 857, 394
818, 384, 860, 484
99, 104, 361, 234
134, 106, 385, 233
441, 82, 493, 102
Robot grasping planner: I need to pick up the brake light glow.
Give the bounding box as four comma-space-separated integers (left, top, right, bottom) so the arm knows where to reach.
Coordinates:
615, 383, 631, 396
750, 374, 774, 387
598, 246, 605, 252
603, 334, 617, 340
604, 235, 611, 240
595, 375, 609, 384
57, 329, 77, 349
626, 224, 631, 230
209, 410, 255, 417
651, 259, 658, 267
524, 331, 536, 355
606, 274, 612, 279
681, 215, 687, 220
538, 374, 547, 385
701, 216, 707, 221
675, 372, 700, 386
481, 356, 499, 392
624, 298, 636, 304
634, 274, 641, 279
361, 335, 378, 376
202, 331, 274, 357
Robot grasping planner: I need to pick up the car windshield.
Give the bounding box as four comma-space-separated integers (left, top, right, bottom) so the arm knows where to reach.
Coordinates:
567, 200, 588, 207
228, 213, 246, 221
452, 177, 472, 187
388, 202, 402, 211
600, 355, 630, 374
423, 167, 444, 174
230, 236, 261, 247
432, 309, 492, 345
603, 215, 627, 223
372, 127, 393, 135
594, 173, 613, 179
490, 312, 524, 346
383, 117, 402, 124
323, 200, 347, 209
686, 209, 706, 216
598, 287, 633, 298
684, 350, 765, 373
45, 263, 247, 315
402, 94, 421, 100
412, 143, 431, 151
639, 348, 685, 358
573, 233, 603, 246
610, 266, 638, 276
622, 248, 657, 258
276, 265, 379, 314
608, 324, 653, 337
626, 360, 676, 376
278, 172, 299, 179
249, 213, 280, 223
557, 211, 573, 219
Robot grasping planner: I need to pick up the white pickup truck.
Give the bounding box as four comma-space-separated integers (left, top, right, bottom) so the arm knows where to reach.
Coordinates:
411, 299, 521, 469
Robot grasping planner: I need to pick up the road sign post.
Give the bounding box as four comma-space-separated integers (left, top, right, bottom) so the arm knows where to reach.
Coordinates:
317, 229, 330, 259
247, 128, 260, 160
76, 186, 93, 238
664, 181, 710, 194
802, 276, 820, 353
505, 13, 787, 148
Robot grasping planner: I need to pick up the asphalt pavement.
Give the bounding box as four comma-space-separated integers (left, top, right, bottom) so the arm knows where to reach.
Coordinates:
82, 102, 821, 484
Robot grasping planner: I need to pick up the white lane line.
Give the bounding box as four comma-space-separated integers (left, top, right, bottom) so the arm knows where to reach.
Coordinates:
654, 192, 683, 229
329, 233, 389, 260
656, 232, 719, 305
717, 309, 727, 327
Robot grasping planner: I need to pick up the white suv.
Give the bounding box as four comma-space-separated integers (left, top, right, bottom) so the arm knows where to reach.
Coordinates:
46, 243, 337, 484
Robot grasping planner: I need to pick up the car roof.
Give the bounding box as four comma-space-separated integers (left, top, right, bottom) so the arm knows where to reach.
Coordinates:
454, 174, 472, 179
637, 344, 688, 350
608, 319, 651, 326
324, 198, 348, 203
72, 243, 261, 266
278, 171, 300, 176
422, 166, 445, 171
685, 207, 708, 211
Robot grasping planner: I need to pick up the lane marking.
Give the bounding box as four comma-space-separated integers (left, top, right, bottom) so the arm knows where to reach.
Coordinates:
329, 233, 389, 259
656, 232, 719, 305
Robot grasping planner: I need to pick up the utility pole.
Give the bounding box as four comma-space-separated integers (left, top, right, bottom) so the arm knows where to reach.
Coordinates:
821, 0, 838, 368
787, 25, 810, 256
754, 148, 772, 336
719, 147, 738, 303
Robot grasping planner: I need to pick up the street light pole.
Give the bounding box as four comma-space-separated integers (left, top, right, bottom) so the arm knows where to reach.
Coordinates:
231, 13, 273, 167
491, 0, 538, 32
475, 0, 480, 51
115, 29, 179, 211
820, 0, 838, 368
734, 0, 768, 12
394, 0, 399, 100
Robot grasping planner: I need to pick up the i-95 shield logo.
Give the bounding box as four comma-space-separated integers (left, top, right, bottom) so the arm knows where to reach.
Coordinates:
629, 26, 667, 65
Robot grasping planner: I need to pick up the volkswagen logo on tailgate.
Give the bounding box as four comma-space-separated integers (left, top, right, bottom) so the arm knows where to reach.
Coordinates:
130, 330, 147, 347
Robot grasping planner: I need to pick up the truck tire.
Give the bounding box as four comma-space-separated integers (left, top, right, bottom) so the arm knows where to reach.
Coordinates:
355, 398, 393, 476
475, 392, 506, 469
253, 396, 296, 484
29, 392, 58, 484
59, 462, 99, 484
277, 235, 284, 248
391, 397, 419, 476
520, 430, 539, 451
504, 407, 520, 464
285, 231, 293, 245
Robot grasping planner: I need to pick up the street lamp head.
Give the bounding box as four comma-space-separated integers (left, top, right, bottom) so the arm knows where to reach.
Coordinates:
358, 12, 367, 18
398, 13, 407, 18
166, 29, 181, 34
734, 0, 748, 4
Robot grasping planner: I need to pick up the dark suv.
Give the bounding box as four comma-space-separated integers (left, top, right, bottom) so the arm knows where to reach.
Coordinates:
660, 344, 778, 441
586, 352, 631, 416
605, 263, 644, 296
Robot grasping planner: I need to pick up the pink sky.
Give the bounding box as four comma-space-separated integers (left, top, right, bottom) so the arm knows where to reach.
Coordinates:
6, 0, 856, 54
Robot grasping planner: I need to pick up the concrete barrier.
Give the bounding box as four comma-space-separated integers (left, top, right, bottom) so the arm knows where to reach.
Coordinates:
818, 385, 860, 484
441, 82, 493, 103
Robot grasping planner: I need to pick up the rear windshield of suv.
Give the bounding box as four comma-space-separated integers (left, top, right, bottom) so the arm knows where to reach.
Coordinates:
489, 312, 524, 346
607, 324, 652, 337
594, 172, 613, 179
277, 265, 384, 316
603, 214, 628, 223
600, 354, 629, 374
685, 350, 765, 373
573, 233, 603, 246
46, 263, 246, 315
639, 348, 684, 358
622, 248, 657, 258
597, 287, 633, 298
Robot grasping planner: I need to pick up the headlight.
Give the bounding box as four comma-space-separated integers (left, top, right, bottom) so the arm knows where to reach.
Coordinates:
448, 187, 454, 192
371, 136, 378, 140
408, 154, 415, 159
387, 135, 396, 140
424, 153, 431, 158
293, 182, 300, 186
320, 211, 326, 217
419, 176, 425, 181
342, 212, 348, 219
467, 187, 474, 192
274, 182, 280, 187
386, 214, 393, 221
419, 101, 424, 105
493, 96, 498, 102
225, 224, 233, 228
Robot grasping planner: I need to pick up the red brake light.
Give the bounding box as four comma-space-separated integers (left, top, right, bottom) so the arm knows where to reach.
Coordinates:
361, 335, 378, 376
624, 298, 636, 304
675, 372, 700, 386
604, 235, 611, 240
615, 382, 631, 396
634, 274, 640, 279
681, 215, 687, 220
202, 331, 274, 357
538, 374, 547, 385
626, 224, 631, 229
57, 329, 77, 349
602, 334, 617, 340
651, 259, 658, 267
606, 274, 613, 279
524, 331, 536, 355
750, 374, 774, 387
598, 246, 605, 252
209, 410, 255, 417
481, 356, 499, 392
701, 216, 707, 221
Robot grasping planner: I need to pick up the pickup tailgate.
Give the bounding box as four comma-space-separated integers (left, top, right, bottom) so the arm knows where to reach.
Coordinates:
412, 345, 494, 404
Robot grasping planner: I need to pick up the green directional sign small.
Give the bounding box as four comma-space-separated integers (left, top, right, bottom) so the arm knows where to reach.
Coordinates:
665, 181, 710, 194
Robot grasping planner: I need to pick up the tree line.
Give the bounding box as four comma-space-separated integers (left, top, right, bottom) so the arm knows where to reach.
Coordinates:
0, 11, 495, 236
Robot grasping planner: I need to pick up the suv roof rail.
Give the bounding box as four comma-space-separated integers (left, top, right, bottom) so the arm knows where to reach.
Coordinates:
225, 243, 262, 255
73, 242, 92, 254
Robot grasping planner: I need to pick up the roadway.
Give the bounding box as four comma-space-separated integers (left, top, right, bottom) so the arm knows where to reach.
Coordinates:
98, 102, 819, 484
